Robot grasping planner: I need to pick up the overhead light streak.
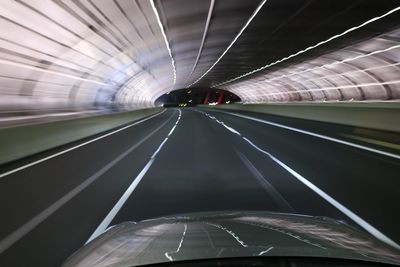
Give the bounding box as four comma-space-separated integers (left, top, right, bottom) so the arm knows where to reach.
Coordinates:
186, 0, 215, 81
265, 44, 400, 83
150, 0, 176, 85
251, 80, 400, 98
188, 0, 268, 87
0, 58, 110, 86
213, 6, 400, 87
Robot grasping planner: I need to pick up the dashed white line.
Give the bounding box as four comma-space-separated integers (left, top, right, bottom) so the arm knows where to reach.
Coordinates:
187, 0, 215, 80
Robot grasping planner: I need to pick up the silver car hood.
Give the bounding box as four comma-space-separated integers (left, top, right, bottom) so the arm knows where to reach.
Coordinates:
62, 211, 400, 267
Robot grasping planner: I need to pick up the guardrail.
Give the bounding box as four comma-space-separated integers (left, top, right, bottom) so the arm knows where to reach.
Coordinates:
0, 107, 164, 165
199, 102, 400, 133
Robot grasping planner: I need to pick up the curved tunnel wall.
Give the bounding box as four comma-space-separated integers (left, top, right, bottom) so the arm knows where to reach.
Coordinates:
219, 28, 400, 103
0, 0, 176, 110
0, 0, 260, 111
0, 1, 399, 112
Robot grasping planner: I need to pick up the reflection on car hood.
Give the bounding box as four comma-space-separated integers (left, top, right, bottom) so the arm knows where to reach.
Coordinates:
62, 211, 400, 267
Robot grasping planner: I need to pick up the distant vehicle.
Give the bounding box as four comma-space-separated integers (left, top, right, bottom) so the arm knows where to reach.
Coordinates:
62, 211, 400, 267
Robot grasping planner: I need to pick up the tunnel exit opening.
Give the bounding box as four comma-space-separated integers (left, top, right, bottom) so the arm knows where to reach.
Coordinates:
155, 88, 241, 107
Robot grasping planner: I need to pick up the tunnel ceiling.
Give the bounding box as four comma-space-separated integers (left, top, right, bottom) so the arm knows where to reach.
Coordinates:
0, 0, 399, 109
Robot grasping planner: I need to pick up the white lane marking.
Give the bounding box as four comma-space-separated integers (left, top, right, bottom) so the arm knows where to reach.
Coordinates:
0, 110, 166, 179
199, 110, 400, 250
214, 110, 400, 160
188, 0, 268, 87
86, 110, 182, 243
165, 223, 187, 261
150, 0, 176, 85
0, 112, 175, 254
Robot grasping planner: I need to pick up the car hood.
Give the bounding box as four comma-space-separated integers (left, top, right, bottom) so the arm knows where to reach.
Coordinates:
62, 211, 400, 267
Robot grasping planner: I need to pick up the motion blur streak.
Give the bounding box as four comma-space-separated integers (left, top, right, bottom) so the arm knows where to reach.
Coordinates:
0, 0, 399, 114
221, 29, 400, 102
0, 1, 399, 266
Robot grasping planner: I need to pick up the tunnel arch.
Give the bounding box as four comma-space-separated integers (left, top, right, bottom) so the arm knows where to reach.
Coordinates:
0, 1, 399, 112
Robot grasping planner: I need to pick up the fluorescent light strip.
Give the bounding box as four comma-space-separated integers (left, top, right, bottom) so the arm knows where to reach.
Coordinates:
213, 6, 400, 87
188, 0, 268, 87
251, 80, 400, 98
265, 44, 400, 83
0, 58, 109, 86
187, 0, 215, 80
150, 0, 176, 85
222, 45, 400, 99
285, 62, 400, 86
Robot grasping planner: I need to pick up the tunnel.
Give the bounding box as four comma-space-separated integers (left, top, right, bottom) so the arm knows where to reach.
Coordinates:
0, 1, 399, 267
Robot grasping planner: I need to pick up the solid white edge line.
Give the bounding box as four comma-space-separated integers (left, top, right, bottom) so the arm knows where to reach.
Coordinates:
219, 111, 400, 160
199, 109, 400, 250
0, 110, 166, 179
86, 110, 182, 243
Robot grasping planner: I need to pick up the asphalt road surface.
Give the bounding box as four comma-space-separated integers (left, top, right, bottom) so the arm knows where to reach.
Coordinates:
0, 108, 399, 266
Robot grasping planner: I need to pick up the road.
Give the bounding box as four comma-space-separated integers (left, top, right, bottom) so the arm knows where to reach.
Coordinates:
0, 108, 399, 266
